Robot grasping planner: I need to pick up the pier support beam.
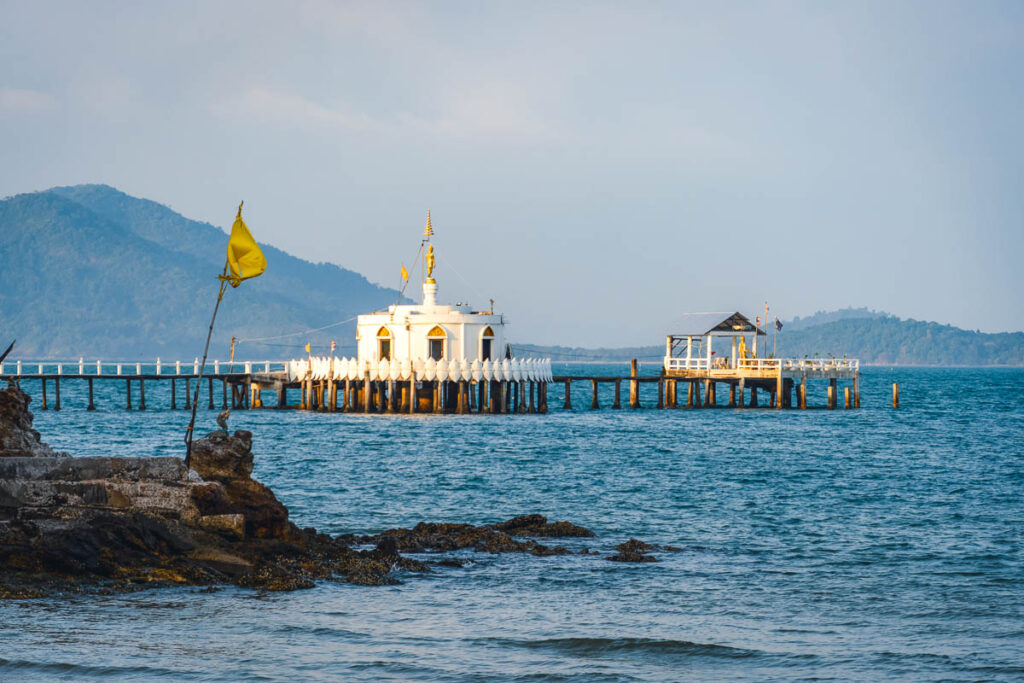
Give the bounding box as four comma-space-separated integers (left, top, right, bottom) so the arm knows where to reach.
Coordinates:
222, 379, 228, 410
539, 382, 548, 413
828, 378, 836, 410
799, 376, 807, 410
185, 378, 192, 409
171, 378, 177, 410
41, 379, 47, 410
844, 386, 851, 409
590, 379, 599, 410
529, 381, 536, 414
854, 374, 861, 408
657, 378, 664, 409
126, 379, 132, 411
139, 379, 146, 410
737, 379, 745, 409
728, 383, 735, 407
208, 378, 214, 410
776, 375, 784, 410
54, 378, 61, 411
704, 380, 712, 408
893, 382, 899, 409
749, 386, 758, 408
87, 378, 96, 411
629, 359, 640, 409
563, 379, 572, 410
613, 380, 621, 409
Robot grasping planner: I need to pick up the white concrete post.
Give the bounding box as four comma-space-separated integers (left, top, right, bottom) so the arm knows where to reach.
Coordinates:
686, 336, 692, 369
57, 364, 62, 376
136, 362, 141, 376
245, 361, 251, 374
264, 361, 270, 373
16, 360, 22, 375
176, 360, 181, 375
156, 358, 161, 375
96, 360, 101, 375
79, 358, 84, 375
706, 335, 712, 367
117, 364, 122, 376
38, 363, 43, 375
214, 360, 219, 374
194, 358, 199, 375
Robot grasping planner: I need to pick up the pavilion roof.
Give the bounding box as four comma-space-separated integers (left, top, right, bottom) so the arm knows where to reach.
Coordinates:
667, 312, 765, 337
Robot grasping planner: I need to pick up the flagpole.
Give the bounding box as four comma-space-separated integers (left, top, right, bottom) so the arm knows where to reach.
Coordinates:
185, 266, 228, 468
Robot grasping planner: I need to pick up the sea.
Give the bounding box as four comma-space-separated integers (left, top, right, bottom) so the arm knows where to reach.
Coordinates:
1, 364, 1022, 681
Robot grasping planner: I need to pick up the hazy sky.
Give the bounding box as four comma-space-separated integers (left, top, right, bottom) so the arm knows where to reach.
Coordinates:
2, 1, 1022, 345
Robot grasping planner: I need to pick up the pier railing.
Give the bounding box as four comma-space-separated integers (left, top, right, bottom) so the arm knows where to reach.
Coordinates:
663, 358, 710, 371
0, 359, 285, 377
665, 357, 860, 373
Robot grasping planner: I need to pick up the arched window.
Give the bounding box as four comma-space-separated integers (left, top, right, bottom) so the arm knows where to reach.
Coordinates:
427, 325, 446, 361
377, 326, 392, 361
480, 326, 495, 361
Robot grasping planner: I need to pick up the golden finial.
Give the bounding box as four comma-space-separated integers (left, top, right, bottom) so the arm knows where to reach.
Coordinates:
424, 208, 434, 237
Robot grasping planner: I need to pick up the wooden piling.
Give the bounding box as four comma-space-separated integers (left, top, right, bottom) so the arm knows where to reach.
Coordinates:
704, 380, 712, 408
737, 378, 745, 409
799, 376, 807, 410
54, 378, 61, 411
139, 379, 146, 410
749, 386, 757, 408
185, 378, 192, 409
629, 359, 639, 409
854, 374, 861, 408
687, 381, 695, 408
728, 383, 736, 407
171, 378, 177, 409
657, 378, 664, 408
828, 378, 836, 410
126, 379, 132, 411
893, 382, 899, 409
590, 379, 599, 410
529, 381, 536, 413
776, 375, 784, 410
613, 380, 622, 409
87, 377, 95, 411
221, 379, 228, 410
207, 377, 214, 410
563, 379, 572, 410
518, 380, 528, 414
41, 379, 48, 410
844, 386, 851, 409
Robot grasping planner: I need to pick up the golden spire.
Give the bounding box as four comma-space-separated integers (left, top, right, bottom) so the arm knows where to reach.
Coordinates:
424, 208, 434, 237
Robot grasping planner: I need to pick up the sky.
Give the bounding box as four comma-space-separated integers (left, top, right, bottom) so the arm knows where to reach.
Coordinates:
2, 0, 1023, 346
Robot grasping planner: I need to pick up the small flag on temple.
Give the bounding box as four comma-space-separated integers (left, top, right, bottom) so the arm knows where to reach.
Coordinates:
401, 264, 409, 283
330, 340, 336, 352
775, 317, 783, 331
305, 342, 311, 353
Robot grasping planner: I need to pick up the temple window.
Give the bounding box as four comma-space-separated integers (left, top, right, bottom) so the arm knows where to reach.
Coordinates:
427, 325, 446, 360
377, 326, 391, 361
481, 326, 494, 361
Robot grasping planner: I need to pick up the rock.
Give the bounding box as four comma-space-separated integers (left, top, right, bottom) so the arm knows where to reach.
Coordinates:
493, 514, 595, 538
189, 430, 253, 480
359, 516, 584, 557
0, 383, 64, 458
198, 514, 246, 540
606, 538, 660, 563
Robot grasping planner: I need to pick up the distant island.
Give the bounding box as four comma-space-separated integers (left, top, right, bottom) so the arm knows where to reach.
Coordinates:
518, 308, 1024, 366
2, 185, 1021, 366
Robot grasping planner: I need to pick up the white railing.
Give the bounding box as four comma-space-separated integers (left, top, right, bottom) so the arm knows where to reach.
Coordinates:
0, 360, 284, 376
663, 357, 710, 371
666, 357, 859, 373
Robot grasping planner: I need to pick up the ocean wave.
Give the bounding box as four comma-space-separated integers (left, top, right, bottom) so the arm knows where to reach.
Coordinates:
484, 636, 762, 659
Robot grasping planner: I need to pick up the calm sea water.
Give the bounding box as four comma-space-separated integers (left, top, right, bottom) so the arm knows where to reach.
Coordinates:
2, 365, 1022, 681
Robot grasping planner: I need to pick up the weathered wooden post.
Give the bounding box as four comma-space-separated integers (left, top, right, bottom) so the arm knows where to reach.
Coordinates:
408, 378, 416, 414
776, 375, 784, 410
329, 379, 337, 411
854, 374, 861, 408
456, 381, 466, 414
364, 374, 372, 414
828, 378, 836, 410
844, 386, 851, 409
657, 379, 664, 408
139, 379, 147, 410
185, 378, 192, 409
749, 386, 758, 408
799, 377, 807, 410
893, 382, 899, 409
171, 378, 177, 409
222, 378, 228, 410
87, 377, 96, 411
126, 379, 132, 411
704, 380, 712, 407
687, 381, 695, 408
41, 378, 48, 410
728, 383, 736, 407
207, 377, 215, 410
538, 382, 547, 413
529, 381, 536, 413
518, 380, 528, 414
563, 379, 572, 410
590, 379, 600, 410
378, 381, 387, 412
613, 380, 622, 409
629, 359, 640, 409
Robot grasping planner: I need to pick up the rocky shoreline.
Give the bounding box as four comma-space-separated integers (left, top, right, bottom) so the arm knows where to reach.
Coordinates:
1, 382, 666, 599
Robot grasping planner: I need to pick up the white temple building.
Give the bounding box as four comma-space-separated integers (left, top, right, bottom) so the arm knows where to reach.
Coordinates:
287, 211, 551, 413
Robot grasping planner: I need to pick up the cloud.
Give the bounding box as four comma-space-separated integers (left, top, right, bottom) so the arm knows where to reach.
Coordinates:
0, 87, 54, 112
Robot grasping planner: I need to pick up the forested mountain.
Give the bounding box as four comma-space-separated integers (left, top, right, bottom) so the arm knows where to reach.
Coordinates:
0, 185, 398, 359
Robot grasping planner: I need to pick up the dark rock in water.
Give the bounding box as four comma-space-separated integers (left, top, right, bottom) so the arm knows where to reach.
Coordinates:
607, 538, 660, 563
493, 514, 595, 538
358, 516, 587, 557
0, 382, 65, 458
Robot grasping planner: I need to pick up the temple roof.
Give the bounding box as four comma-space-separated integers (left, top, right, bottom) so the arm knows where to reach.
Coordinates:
667, 312, 765, 337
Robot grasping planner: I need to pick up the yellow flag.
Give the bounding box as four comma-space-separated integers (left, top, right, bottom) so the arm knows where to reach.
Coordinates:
305, 342, 311, 354
222, 202, 266, 288
401, 263, 409, 282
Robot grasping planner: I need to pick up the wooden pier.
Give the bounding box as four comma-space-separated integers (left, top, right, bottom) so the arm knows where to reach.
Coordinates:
1, 355, 870, 414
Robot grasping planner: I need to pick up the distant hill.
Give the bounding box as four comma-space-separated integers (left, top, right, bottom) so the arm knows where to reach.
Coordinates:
518, 309, 1024, 366
0, 185, 399, 359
